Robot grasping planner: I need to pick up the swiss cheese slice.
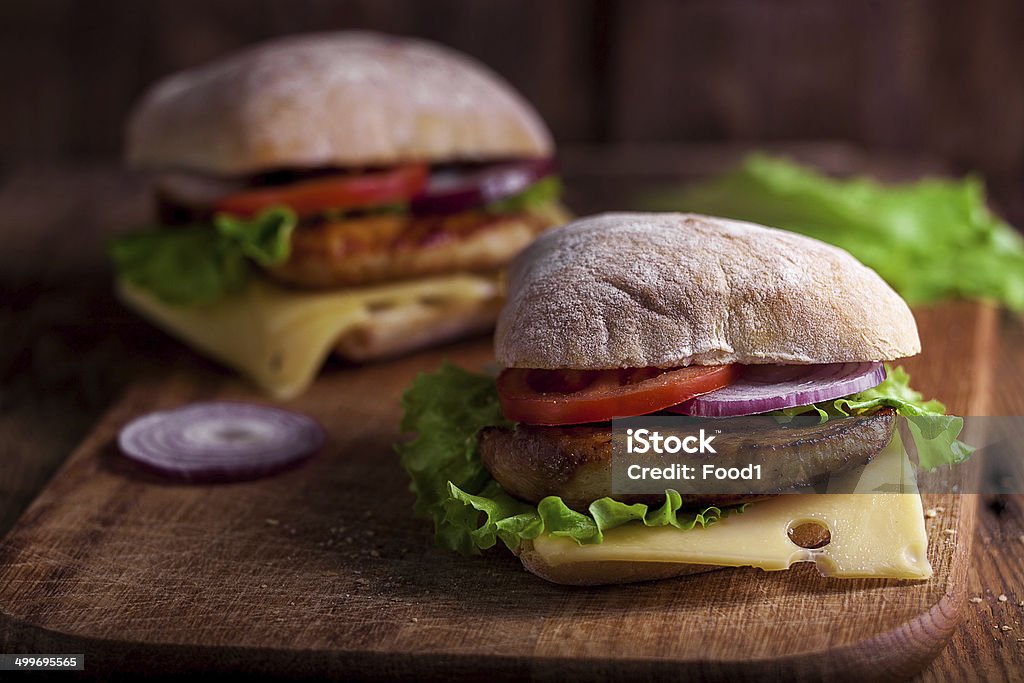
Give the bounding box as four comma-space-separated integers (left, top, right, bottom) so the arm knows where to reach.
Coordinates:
118, 274, 499, 399
531, 443, 933, 579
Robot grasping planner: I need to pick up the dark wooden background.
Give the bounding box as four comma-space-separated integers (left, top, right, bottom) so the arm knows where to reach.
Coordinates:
2, 0, 1023, 210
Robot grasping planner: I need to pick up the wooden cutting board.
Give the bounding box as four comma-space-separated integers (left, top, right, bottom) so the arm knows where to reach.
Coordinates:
0, 303, 996, 681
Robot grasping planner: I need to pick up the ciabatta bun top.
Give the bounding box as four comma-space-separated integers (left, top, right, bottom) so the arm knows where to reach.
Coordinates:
496, 213, 920, 369
126, 32, 552, 175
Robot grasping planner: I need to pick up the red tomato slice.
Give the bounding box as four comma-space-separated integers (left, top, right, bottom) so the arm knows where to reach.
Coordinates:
214, 164, 428, 218
496, 365, 739, 425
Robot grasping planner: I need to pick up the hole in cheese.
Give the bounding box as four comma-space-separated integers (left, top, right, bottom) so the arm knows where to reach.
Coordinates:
419, 294, 453, 307
787, 519, 832, 549
528, 441, 934, 580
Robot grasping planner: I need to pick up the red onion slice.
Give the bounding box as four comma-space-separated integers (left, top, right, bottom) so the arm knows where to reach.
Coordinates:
410, 158, 555, 215
156, 172, 249, 210
671, 363, 886, 417
117, 401, 325, 482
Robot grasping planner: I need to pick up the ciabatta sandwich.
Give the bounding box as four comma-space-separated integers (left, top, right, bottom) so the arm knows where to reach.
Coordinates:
400, 213, 968, 585
112, 32, 570, 398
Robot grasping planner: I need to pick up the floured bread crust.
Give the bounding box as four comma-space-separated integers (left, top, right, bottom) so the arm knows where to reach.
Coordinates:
515, 540, 720, 586
333, 292, 502, 362
496, 213, 920, 369
126, 32, 552, 174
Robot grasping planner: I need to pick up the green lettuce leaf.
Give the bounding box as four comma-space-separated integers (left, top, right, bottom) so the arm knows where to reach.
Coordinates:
777, 364, 974, 470
398, 362, 511, 523
109, 206, 297, 306
397, 363, 732, 556
834, 365, 946, 416
643, 154, 1024, 309
213, 208, 296, 266
486, 176, 563, 215
904, 416, 975, 472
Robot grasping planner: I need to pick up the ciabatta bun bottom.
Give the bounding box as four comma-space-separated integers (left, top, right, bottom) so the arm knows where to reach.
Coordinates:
333, 290, 502, 361
514, 540, 721, 586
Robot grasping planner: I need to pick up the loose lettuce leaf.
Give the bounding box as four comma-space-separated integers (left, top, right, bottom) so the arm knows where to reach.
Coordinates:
397, 364, 731, 556
778, 364, 974, 470
109, 206, 297, 306
644, 154, 1024, 309
486, 176, 563, 215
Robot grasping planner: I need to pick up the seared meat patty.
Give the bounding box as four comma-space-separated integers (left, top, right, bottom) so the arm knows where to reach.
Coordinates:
479, 408, 897, 512
270, 208, 559, 288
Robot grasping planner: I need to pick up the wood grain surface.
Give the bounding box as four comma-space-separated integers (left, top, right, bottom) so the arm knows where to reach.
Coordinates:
0, 300, 996, 681
0, 158, 1022, 680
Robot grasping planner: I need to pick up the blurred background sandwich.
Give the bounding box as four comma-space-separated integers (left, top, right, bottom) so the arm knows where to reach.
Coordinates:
112, 32, 570, 398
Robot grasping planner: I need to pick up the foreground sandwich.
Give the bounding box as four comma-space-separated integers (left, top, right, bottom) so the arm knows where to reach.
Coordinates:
399, 213, 969, 585
111, 32, 569, 398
